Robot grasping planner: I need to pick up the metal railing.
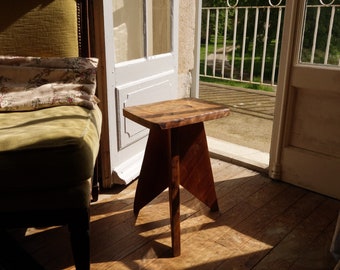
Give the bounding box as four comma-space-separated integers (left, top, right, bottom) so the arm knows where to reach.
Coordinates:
200, 0, 340, 89
301, 1, 340, 66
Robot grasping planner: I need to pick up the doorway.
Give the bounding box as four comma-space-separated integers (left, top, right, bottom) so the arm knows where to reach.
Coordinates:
197, 0, 340, 177
197, 1, 284, 171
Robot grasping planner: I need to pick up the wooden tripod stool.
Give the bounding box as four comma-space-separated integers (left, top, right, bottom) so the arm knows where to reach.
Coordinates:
123, 98, 230, 256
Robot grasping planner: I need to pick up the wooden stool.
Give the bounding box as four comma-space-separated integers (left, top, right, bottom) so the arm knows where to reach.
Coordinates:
123, 98, 230, 256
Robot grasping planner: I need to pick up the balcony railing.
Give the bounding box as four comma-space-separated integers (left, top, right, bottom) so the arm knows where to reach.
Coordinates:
200, 0, 340, 90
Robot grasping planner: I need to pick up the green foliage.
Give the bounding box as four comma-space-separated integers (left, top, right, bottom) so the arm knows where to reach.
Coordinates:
202, 0, 278, 7
201, 2, 285, 50
201, 1, 340, 87
201, 2, 284, 86
301, 4, 340, 64
200, 76, 276, 92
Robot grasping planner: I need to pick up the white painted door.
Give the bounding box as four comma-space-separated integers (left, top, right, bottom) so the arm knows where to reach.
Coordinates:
94, 0, 179, 187
270, 0, 340, 199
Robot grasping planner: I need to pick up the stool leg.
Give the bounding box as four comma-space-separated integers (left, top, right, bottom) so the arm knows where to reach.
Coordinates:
134, 126, 169, 215
133, 122, 218, 257
169, 128, 181, 257
178, 122, 219, 211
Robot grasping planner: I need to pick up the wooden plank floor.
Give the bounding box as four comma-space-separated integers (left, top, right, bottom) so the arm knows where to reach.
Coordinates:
3, 159, 340, 269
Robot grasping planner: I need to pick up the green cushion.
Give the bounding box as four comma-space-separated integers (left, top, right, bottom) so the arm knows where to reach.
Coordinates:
0, 105, 102, 189
0, 0, 79, 57
0, 180, 92, 211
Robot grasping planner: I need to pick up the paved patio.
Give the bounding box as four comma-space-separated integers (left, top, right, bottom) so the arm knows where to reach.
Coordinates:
199, 81, 276, 172
199, 81, 276, 120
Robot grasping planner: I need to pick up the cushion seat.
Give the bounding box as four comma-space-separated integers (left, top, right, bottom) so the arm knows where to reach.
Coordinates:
0, 104, 102, 190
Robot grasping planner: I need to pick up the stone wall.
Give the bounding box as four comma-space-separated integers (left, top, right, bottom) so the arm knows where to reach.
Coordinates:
178, 0, 196, 97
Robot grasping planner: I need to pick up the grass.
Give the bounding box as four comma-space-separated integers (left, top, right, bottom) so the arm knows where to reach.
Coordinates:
200, 76, 276, 92
200, 37, 279, 93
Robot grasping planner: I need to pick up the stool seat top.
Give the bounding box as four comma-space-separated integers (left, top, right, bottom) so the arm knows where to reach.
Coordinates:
123, 98, 230, 129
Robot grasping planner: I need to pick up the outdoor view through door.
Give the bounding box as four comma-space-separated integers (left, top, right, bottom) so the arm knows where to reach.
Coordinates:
198, 0, 285, 169
198, 0, 339, 174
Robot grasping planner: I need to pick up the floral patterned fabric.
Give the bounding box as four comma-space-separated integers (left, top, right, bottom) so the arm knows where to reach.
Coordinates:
0, 56, 99, 111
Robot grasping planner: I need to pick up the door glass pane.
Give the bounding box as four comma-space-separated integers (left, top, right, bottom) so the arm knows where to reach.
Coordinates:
299, 0, 340, 66
149, 0, 172, 56
113, 0, 144, 63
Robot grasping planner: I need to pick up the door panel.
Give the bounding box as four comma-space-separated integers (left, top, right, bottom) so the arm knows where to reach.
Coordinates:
289, 87, 340, 157
113, 0, 178, 186
291, 66, 340, 91
116, 75, 175, 149
94, 0, 179, 187
114, 54, 177, 86
270, 0, 340, 199
281, 147, 340, 198
113, 0, 177, 157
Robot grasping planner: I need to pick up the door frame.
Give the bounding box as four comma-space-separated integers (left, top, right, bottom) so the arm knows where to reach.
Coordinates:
269, 0, 299, 180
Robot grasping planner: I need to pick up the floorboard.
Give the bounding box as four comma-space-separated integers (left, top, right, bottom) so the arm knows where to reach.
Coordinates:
2, 159, 340, 270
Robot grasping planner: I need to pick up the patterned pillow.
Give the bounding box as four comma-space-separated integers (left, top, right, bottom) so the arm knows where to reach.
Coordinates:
0, 56, 99, 111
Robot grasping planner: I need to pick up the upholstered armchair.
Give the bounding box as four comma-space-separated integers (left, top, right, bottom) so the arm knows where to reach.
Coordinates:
0, 1, 102, 269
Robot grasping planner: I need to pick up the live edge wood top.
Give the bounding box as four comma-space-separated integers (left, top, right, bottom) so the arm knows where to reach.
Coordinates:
123, 98, 230, 129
